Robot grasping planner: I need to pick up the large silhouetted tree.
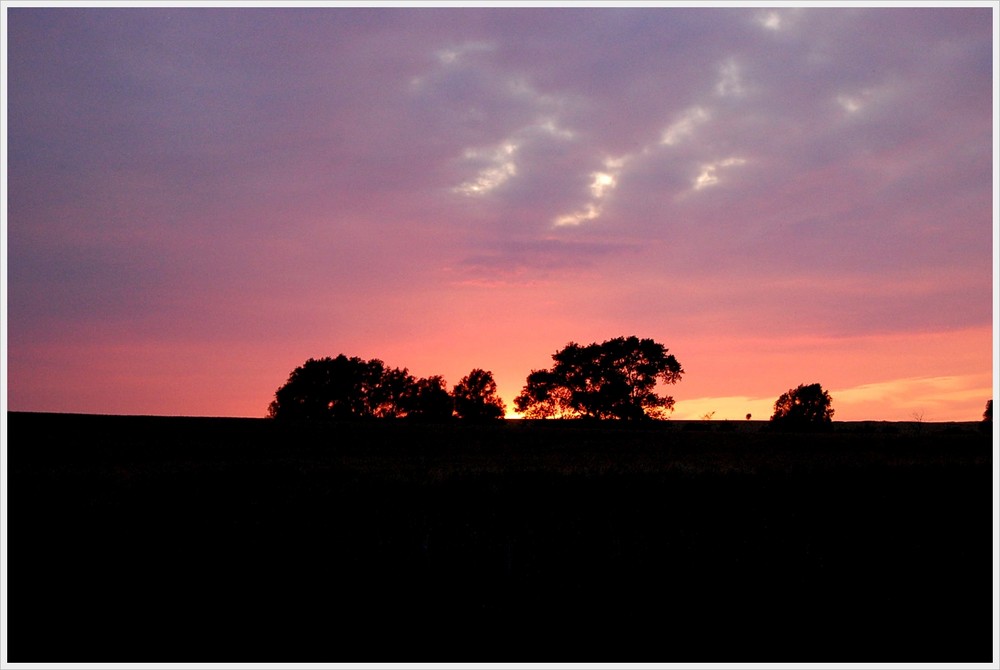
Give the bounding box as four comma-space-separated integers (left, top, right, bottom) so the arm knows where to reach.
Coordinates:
514, 336, 683, 420
452, 369, 506, 421
268, 355, 415, 420
770, 383, 834, 428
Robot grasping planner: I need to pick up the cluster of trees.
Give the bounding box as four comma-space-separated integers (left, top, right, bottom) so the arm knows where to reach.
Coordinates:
268, 336, 993, 426
268, 337, 685, 423
267, 355, 504, 421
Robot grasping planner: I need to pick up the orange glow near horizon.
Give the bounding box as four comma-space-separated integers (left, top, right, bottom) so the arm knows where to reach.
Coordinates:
7, 326, 991, 424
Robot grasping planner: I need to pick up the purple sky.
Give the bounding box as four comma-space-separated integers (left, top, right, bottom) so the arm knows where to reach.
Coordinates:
4, 5, 995, 421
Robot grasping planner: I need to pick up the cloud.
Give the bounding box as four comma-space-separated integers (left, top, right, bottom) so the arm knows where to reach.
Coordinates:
551, 156, 626, 227
453, 237, 641, 284
661, 106, 710, 146
434, 40, 495, 65
756, 11, 783, 31
715, 58, 745, 97
453, 141, 519, 196
691, 156, 747, 191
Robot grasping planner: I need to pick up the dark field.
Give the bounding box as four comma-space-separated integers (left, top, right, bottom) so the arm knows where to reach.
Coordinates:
8, 412, 996, 663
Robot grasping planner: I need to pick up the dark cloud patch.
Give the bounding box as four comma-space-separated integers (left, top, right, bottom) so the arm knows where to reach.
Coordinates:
457, 237, 642, 281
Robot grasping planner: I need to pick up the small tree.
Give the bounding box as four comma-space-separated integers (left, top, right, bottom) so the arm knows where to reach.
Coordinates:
452, 369, 506, 421
770, 383, 834, 428
984, 399, 992, 423
514, 336, 683, 420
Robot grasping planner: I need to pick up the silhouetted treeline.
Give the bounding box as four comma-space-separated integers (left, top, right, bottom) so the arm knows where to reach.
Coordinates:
268, 337, 683, 422
268, 339, 992, 424
268, 355, 504, 421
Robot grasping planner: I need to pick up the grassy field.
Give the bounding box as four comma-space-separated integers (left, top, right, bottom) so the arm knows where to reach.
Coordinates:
7, 412, 995, 663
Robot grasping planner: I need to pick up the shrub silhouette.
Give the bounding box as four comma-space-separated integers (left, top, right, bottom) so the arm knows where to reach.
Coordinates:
514, 336, 683, 420
983, 399, 992, 423
770, 383, 834, 429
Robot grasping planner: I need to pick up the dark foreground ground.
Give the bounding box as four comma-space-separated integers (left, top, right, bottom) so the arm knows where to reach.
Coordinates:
8, 412, 996, 663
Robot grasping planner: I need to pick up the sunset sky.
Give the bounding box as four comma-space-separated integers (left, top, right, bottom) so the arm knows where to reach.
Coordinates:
4, 4, 996, 421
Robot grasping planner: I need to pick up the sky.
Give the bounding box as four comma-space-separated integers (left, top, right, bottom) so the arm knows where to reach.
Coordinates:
3, 3, 997, 421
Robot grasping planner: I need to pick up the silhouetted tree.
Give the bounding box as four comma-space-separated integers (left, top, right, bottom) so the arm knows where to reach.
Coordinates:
770, 383, 834, 428
452, 369, 506, 421
984, 399, 992, 423
405, 376, 455, 421
514, 336, 683, 420
268, 355, 414, 420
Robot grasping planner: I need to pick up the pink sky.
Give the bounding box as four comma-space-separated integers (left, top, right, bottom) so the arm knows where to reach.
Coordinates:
4, 5, 996, 421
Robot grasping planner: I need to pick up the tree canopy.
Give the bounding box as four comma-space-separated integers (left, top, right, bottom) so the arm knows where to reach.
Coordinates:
268, 356, 507, 422
514, 336, 683, 420
770, 383, 834, 428
268, 355, 417, 420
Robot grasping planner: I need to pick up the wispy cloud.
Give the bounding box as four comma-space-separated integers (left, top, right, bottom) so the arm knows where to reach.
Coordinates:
831, 375, 993, 422
454, 141, 519, 196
